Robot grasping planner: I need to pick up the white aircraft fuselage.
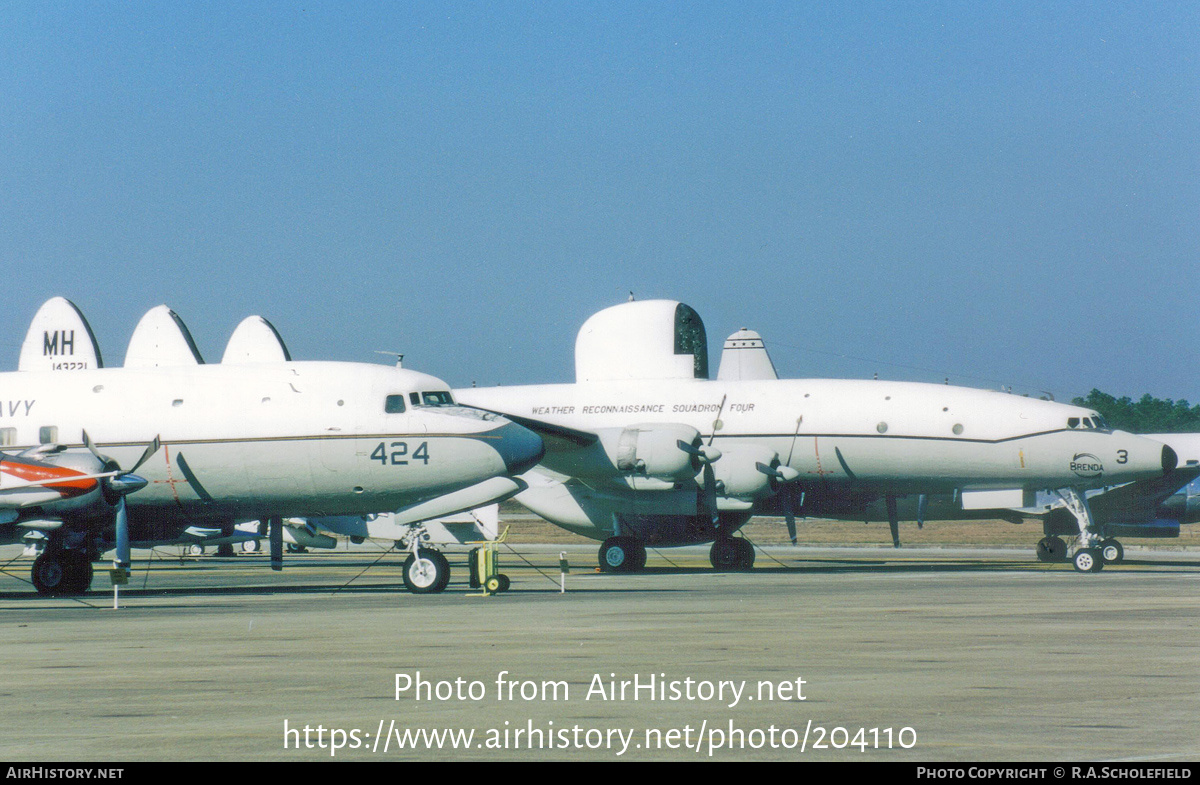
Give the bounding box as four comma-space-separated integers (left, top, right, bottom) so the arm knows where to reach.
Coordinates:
457, 377, 1174, 542
1, 361, 543, 531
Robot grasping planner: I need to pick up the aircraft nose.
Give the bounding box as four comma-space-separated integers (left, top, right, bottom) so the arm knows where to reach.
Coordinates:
492, 421, 545, 475
1163, 444, 1178, 475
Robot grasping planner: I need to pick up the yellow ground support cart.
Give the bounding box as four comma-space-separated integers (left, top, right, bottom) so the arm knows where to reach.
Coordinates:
467, 525, 511, 595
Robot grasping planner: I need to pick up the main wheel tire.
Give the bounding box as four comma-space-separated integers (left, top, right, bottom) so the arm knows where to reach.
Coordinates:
599, 537, 635, 572
710, 538, 740, 570
32, 551, 92, 596
403, 549, 449, 594
62, 554, 94, 595
32, 552, 67, 596
733, 538, 755, 570
628, 540, 647, 571
1100, 539, 1124, 564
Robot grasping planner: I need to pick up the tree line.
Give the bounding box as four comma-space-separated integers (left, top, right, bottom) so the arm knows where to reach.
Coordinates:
1072, 390, 1200, 433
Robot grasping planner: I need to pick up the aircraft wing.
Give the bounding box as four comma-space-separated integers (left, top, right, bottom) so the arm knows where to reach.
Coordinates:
479, 411, 599, 452
1083, 466, 1200, 521
1017, 466, 1200, 522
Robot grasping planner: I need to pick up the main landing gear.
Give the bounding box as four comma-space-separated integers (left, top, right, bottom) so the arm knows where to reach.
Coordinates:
598, 536, 647, 573
31, 547, 94, 597
597, 535, 756, 572
709, 537, 755, 571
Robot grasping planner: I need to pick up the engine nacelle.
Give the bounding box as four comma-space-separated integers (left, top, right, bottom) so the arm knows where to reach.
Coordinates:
0, 447, 110, 516
594, 423, 702, 481
1157, 477, 1200, 524
709, 444, 783, 501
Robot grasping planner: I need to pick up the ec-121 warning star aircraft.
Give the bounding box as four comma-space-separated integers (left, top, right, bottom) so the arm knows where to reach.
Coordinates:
0, 297, 544, 595
455, 299, 1176, 574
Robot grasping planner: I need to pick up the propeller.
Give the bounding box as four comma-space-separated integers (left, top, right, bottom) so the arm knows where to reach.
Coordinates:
755, 461, 802, 544
82, 431, 162, 574
677, 437, 723, 525
676, 439, 722, 466
701, 396, 728, 525
783, 415, 804, 544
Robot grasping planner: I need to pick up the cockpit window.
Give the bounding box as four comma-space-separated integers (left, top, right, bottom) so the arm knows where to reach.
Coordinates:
422, 391, 455, 406
384, 394, 406, 414
1067, 415, 1110, 431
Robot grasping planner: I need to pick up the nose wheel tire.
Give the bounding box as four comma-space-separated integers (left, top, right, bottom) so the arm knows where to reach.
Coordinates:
1100, 539, 1124, 564
403, 549, 450, 593
1072, 548, 1104, 573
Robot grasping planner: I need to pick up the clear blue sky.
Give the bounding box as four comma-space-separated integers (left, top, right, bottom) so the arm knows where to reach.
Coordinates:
2, 2, 1196, 401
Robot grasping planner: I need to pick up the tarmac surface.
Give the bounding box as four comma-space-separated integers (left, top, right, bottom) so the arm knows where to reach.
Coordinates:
1, 538, 1198, 762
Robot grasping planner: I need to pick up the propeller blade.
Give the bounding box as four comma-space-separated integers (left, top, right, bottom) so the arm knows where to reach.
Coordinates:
677, 440, 721, 464
81, 430, 104, 463
702, 463, 718, 524
269, 516, 283, 571
114, 496, 131, 574
707, 395, 728, 447
783, 485, 798, 545
129, 436, 162, 474
917, 494, 928, 529
886, 494, 901, 548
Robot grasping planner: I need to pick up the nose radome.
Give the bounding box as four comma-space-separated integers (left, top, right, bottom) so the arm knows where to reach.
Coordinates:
1163, 444, 1178, 475
492, 421, 545, 476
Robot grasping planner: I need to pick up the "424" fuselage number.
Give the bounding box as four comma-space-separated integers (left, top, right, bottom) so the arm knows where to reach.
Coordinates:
370, 441, 430, 466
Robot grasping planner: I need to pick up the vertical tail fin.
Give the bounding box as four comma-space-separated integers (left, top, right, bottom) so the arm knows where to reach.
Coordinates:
221, 315, 292, 364
18, 297, 104, 371
124, 305, 205, 367
716, 329, 778, 381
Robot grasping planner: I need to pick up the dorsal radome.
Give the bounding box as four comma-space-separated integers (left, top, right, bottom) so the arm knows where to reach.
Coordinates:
575, 300, 709, 383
